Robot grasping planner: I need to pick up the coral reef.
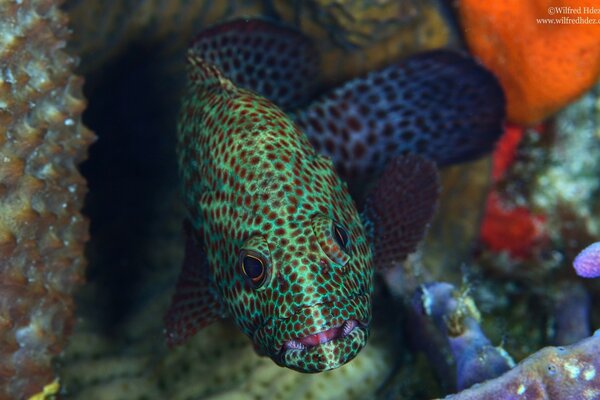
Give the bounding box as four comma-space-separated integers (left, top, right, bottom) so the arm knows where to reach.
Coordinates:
480, 190, 547, 261
420, 158, 492, 284
412, 282, 514, 392
65, 0, 456, 85
272, 0, 457, 84
61, 318, 393, 400
38, 1, 600, 399
479, 80, 600, 276
459, 0, 600, 125
59, 195, 395, 398
440, 329, 600, 400
0, 0, 94, 398
63, 0, 264, 74
548, 282, 591, 346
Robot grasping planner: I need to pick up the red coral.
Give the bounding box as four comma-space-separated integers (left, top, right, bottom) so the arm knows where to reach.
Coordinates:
491, 124, 545, 182
491, 124, 525, 182
480, 191, 546, 260
482, 124, 548, 260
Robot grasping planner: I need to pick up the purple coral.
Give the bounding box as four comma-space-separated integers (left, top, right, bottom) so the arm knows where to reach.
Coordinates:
413, 282, 514, 391
573, 242, 600, 278
549, 282, 591, 346
449, 318, 515, 391
442, 330, 600, 400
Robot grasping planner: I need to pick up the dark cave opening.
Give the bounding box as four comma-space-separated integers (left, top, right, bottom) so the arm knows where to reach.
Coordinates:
78, 42, 185, 333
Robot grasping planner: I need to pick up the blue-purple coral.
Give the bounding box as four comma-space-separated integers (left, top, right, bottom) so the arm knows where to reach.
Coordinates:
573, 242, 600, 278
442, 330, 600, 400
413, 282, 515, 391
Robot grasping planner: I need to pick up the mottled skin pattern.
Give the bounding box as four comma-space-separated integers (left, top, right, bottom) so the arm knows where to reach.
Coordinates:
177, 55, 373, 372
192, 20, 504, 198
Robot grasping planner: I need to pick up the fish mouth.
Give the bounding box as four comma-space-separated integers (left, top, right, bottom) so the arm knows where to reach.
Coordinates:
276, 319, 369, 372
253, 295, 372, 372
282, 319, 362, 351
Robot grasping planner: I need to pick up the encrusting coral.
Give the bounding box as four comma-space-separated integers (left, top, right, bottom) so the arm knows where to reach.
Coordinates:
479, 80, 600, 275
0, 0, 94, 398
440, 329, 600, 400
64, 0, 456, 85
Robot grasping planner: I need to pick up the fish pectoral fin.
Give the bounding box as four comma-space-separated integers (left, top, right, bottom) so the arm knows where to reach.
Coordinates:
189, 18, 319, 110
361, 154, 440, 271
164, 220, 227, 348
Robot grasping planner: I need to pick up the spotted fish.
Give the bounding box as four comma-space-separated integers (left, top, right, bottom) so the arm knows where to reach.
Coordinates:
165, 19, 504, 373
190, 19, 505, 194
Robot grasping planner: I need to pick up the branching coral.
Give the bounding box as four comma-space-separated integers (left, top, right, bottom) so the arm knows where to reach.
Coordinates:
412, 282, 514, 392
0, 0, 94, 398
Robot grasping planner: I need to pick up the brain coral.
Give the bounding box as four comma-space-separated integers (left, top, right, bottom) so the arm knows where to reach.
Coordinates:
0, 0, 94, 398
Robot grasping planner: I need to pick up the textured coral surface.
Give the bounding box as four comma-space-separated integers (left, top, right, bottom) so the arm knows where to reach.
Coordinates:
49, 0, 600, 399
0, 1, 94, 398
441, 330, 600, 400
64, 0, 455, 85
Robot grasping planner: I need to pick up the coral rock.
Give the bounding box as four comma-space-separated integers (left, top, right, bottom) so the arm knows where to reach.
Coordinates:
441, 330, 600, 400
65, 0, 456, 86
0, 0, 94, 398
459, 0, 600, 125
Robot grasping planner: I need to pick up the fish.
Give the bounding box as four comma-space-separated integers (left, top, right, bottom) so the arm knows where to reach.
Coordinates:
164, 19, 505, 373
191, 19, 505, 195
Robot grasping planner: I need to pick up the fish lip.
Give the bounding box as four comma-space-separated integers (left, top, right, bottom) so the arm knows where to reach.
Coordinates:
278, 319, 366, 354
271, 293, 369, 347
251, 293, 372, 358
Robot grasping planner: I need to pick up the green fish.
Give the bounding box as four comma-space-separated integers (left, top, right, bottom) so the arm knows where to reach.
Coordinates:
164, 20, 504, 373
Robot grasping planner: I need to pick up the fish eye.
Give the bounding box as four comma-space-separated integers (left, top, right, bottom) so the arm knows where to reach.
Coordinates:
311, 215, 350, 266
332, 223, 350, 251
241, 252, 266, 287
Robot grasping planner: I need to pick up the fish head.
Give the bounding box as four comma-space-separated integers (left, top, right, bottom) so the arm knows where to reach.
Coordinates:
250, 212, 373, 373
219, 162, 374, 372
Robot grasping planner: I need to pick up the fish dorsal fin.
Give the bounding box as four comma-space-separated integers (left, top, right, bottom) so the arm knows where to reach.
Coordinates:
189, 18, 319, 110
164, 221, 227, 347
186, 51, 236, 93
362, 154, 440, 271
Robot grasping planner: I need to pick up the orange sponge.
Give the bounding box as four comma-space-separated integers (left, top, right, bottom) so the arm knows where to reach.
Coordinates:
459, 0, 600, 125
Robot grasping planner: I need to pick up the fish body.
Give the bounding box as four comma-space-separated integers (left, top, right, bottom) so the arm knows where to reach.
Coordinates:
174, 55, 373, 372
191, 20, 505, 195
166, 19, 504, 373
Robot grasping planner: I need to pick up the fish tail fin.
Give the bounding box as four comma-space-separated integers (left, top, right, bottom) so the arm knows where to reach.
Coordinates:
362, 154, 440, 271
297, 50, 505, 183
189, 18, 319, 110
